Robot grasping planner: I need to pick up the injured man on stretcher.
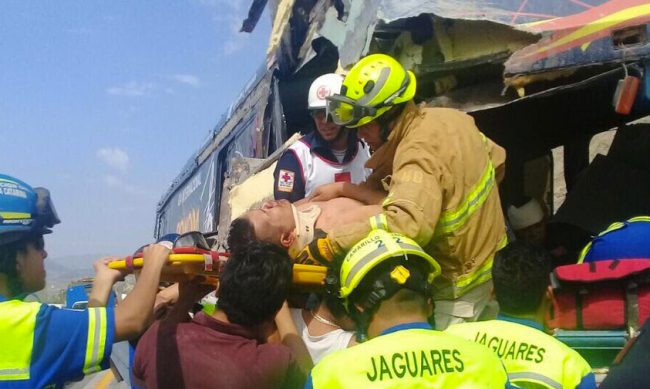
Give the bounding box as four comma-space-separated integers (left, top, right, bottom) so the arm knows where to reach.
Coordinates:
228, 198, 381, 263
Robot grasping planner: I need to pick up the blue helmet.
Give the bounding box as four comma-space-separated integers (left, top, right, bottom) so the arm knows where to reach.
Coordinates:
0, 174, 60, 246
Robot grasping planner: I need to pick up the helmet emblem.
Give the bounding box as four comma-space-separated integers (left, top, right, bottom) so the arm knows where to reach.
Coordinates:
316, 85, 330, 100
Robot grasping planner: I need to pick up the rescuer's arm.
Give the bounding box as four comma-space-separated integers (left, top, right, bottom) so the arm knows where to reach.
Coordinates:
329, 134, 443, 251
486, 136, 506, 184
113, 244, 169, 342
308, 181, 386, 205
274, 150, 306, 202
275, 301, 313, 374
88, 257, 126, 308
160, 277, 214, 323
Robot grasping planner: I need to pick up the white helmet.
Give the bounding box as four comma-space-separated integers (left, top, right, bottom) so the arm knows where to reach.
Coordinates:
308, 73, 343, 110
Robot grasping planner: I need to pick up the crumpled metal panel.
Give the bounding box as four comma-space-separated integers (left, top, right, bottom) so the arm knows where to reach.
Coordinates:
506, 0, 650, 76
377, 0, 609, 26
317, 0, 639, 74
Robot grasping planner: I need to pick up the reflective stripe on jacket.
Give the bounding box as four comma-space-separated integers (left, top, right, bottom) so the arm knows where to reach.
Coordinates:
446, 319, 596, 389
329, 101, 507, 299
0, 298, 113, 388
308, 324, 511, 389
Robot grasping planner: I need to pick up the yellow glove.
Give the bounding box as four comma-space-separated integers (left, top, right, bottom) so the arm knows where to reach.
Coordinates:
295, 229, 341, 266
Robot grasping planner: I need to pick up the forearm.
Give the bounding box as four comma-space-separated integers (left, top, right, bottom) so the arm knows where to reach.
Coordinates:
275, 305, 313, 373
330, 183, 440, 250
342, 182, 386, 205
88, 277, 115, 308
161, 299, 196, 323
114, 260, 165, 341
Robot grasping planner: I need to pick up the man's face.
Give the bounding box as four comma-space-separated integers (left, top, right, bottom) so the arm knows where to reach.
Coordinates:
16, 236, 48, 294
357, 121, 384, 152
246, 200, 295, 246
312, 110, 344, 142
514, 221, 547, 247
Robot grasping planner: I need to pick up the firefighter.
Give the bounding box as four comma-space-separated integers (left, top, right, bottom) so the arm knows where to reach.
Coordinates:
303, 53, 507, 329
306, 228, 513, 388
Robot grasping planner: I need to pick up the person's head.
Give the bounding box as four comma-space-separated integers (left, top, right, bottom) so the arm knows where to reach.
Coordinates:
308, 73, 347, 143
338, 229, 440, 339
492, 241, 553, 317
507, 198, 547, 246
326, 54, 416, 151
234, 199, 296, 248
0, 174, 59, 297
216, 239, 292, 328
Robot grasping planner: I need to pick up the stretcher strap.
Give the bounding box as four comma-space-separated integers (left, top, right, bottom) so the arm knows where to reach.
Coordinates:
125, 256, 134, 273
204, 253, 214, 272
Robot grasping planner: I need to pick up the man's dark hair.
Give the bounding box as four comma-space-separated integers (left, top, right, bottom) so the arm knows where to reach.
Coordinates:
227, 217, 255, 254
492, 241, 553, 315
217, 239, 292, 326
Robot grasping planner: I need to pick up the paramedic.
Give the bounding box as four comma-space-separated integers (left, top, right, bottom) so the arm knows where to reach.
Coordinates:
304, 53, 508, 329
306, 228, 513, 388
273, 73, 370, 202
0, 173, 170, 388
447, 241, 596, 388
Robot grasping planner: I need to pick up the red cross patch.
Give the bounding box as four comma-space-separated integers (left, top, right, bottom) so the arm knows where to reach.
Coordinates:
316, 85, 330, 100
277, 169, 295, 192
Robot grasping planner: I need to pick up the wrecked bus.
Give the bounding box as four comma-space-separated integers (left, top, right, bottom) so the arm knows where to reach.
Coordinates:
154, 0, 650, 372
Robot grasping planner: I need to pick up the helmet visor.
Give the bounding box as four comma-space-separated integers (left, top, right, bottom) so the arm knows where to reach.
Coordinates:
325, 95, 376, 127
175, 231, 211, 251
33, 187, 60, 233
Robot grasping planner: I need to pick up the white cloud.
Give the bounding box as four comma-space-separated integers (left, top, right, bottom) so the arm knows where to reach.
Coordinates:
223, 39, 246, 56
103, 175, 146, 196
96, 147, 129, 172
173, 74, 200, 87
106, 81, 155, 97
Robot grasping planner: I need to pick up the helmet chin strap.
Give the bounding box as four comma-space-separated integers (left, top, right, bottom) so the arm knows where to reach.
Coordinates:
349, 305, 371, 343
375, 104, 405, 142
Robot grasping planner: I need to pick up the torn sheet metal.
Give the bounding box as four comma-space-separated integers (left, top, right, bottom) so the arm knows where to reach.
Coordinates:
241, 0, 269, 32
316, 0, 612, 68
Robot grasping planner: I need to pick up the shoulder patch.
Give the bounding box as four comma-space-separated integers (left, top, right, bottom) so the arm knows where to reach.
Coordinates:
277, 169, 295, 192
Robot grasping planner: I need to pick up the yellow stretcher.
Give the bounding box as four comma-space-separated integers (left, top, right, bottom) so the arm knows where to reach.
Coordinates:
108, 253, 327, 290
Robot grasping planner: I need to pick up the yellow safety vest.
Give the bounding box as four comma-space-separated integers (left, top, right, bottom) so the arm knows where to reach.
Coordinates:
310, 327, 509, 388
0, 300, 40, 381
446, 319, 594, 389
0, 299, 110, 384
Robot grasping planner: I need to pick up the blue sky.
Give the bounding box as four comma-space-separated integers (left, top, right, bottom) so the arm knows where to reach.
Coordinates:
0, 1, 271, 260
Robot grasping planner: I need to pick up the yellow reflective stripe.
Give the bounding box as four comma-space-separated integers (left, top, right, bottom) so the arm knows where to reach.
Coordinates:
83, 308, 107, 374
628, 216, 650, 223
576, 217, 650, 263
509, 372, 562, 389
0, 300, 40, 381
0, 368, 30, 380
599, 221, 625, 236
436, 161, 495, 235
577, 241, 592, 264
369, 214, 388, 231
450, 235, 507, 297
0, 212, 31, 220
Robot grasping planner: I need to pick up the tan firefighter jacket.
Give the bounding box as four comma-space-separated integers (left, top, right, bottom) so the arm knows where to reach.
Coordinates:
329, 101, 507, 299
